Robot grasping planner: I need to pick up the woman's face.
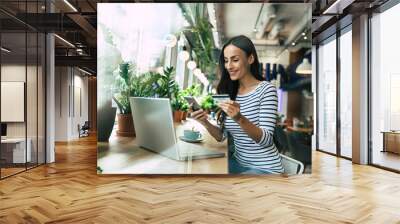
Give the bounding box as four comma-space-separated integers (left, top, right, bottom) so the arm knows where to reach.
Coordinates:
223, 44, 254, 81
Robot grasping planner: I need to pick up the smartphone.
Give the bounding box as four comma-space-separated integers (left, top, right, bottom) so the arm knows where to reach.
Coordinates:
184, 96, 201, 111
212, 94, 230, 104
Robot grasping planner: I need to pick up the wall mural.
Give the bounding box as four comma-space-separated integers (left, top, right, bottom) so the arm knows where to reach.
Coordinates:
97, 3, 312, 175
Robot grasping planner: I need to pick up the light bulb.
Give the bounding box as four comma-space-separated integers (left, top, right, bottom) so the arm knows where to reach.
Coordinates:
187, 61, 197, 70
193, 68, 201, 76
178, 50, 190, 61
164, 34, 177, 48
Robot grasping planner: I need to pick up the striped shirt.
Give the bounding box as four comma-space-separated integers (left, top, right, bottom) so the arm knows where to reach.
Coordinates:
223, 81, 284, 174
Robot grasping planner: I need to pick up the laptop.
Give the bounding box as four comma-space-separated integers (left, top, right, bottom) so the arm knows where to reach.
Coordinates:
129, 97, 225, 161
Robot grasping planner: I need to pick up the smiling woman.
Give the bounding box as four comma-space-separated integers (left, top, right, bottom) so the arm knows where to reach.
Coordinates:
191, 35, 284, 174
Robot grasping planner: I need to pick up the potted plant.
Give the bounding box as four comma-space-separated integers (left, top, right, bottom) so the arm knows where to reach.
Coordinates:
154, 67, 178, 99
200, 94, 217, 114
181, 84, 201, 97
171, 97, 184, 122
113, 62, 136, 137
180, 99, 190, 120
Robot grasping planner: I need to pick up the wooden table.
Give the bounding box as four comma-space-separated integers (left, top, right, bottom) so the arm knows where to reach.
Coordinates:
97, 118, 228, 174
286, 126, 313, 134
381, 131, 400, 154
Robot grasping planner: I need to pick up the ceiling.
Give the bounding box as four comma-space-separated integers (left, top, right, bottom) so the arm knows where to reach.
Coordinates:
0, 0, 390, 75
221, 3, 311, 58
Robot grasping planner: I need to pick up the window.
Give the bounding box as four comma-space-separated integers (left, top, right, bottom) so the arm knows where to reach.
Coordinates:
339, 28, 352, 158
317, 36, 337, 154
370, 3, 400, 171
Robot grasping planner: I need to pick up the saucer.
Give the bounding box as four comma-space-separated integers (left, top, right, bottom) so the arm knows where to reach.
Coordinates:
179, 136, 203, 143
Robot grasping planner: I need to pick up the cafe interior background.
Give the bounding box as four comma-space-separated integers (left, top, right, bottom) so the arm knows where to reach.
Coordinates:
96, 3, 313, 174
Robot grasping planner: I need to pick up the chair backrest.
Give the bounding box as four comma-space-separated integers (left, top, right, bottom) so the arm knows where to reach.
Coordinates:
287, 131, 312, 165
82, 121, 90, 129
280, 153, 304, 175
274, 126, 289, 153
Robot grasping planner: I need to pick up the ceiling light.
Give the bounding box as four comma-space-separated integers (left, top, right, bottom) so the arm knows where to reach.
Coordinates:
292, 42, 296, 46
253, 28, 258, 32
1, 47, 11, 53
54, 34, 75, 48
63, 0, 78, 12
302, 32, 306, 36
78, 67, 92, 76
322, 0, 352, 15
304, 36, 308, 40
187, 61, 197, 70
296, 58, 312, 76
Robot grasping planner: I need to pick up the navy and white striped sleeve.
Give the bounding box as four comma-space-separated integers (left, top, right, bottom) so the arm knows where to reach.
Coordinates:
218, 122, 228, 142
255, 84, 278, 147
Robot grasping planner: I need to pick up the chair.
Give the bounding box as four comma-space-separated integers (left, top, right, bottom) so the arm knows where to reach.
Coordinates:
287, 131, 312, 165
78, 121, 90, 138
274, 126, 289, 154
280, 153, 304, 175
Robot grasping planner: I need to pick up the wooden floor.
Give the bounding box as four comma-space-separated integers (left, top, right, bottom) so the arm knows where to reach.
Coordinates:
1, 135, 400, 223
372, 150, 400, 171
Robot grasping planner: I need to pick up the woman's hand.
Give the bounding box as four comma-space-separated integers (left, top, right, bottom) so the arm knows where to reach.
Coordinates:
219, 100, 242, 121
190, 109, 209, 125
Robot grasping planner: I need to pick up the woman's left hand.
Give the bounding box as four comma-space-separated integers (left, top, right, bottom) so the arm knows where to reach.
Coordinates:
219, 100, 241, 121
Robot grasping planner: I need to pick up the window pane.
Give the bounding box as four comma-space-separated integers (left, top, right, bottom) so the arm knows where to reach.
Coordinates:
371, 4, 400, 171
318, 37, 337, 154
1, 31, 28, 177
340, 29, 352, 158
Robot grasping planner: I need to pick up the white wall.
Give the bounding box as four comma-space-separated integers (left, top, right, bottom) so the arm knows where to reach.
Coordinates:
1, 65, 35, 137
1, 63, 46, 163
55, 67, 89, 141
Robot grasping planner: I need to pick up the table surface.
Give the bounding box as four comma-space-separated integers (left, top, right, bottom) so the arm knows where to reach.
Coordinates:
97, 118, 228, 174
1, 138, 28, 143
381, 131, 400, 134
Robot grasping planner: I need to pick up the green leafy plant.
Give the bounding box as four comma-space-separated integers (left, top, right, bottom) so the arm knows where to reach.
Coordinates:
181, 84, 201, 97
113, 63, 162, 114
113, 62, 135, 114
171, 90, 189, 112
154, 67, 179, 99
178, 3, 218, 82
200, 94, 216, 111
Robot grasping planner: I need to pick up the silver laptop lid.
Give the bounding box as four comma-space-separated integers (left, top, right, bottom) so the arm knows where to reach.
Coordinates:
129, 97, 179, 159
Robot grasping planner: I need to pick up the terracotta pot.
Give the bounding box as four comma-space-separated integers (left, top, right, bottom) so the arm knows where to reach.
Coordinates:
182, 111, 187, 121
117, 113, 135, 137
173, 110, 182, 122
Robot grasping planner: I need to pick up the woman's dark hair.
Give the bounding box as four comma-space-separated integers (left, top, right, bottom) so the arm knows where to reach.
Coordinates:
217, 35, 263, 99
216, 35, 263, 126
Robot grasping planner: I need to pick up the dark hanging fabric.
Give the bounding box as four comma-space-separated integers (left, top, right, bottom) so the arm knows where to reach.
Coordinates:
278, 64, 287, 84
265, 63, 271, 81
272, 63, 277, 80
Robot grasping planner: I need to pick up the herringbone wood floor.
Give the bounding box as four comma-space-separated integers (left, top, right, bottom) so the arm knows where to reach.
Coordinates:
1, 135, 400, 223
